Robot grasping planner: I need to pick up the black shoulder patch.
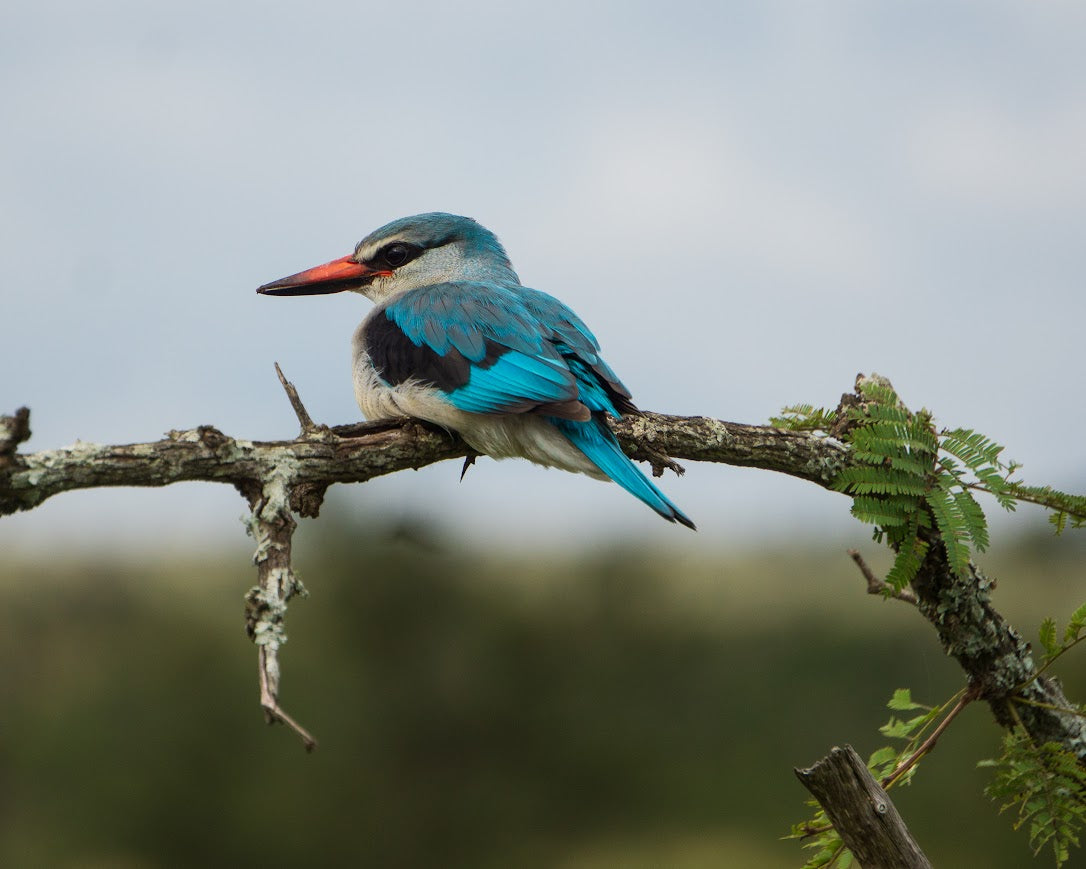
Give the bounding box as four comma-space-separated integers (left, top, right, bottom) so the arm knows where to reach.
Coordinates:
363, 312, 509, 393
363, 313, 469, 392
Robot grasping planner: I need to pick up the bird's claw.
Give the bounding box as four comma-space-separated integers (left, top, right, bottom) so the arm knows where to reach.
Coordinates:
460, 454, 477, 481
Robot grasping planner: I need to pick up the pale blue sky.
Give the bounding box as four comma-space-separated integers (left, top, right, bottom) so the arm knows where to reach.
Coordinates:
2, 2, 1084, 550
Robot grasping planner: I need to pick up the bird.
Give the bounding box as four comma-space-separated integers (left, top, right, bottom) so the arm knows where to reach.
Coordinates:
257, 212, 694, 529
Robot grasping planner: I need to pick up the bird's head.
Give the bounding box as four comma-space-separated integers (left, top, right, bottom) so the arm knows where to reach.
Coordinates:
256, 212, 519, 303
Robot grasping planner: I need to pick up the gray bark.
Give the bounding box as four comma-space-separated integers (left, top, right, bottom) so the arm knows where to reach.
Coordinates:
796, 745, 932, 869
1, 376, 1083, 765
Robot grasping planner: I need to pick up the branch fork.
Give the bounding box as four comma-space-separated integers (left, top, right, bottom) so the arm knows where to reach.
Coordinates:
2, 373, 1084, 767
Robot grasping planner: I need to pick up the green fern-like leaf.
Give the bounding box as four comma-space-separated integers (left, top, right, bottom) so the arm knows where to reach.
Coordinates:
941, 428, 1006, 469
885, 533, 928, 591
849, 496, 911, 528
1051, 510, 1070, 534
854, 379, 903, 409
976, 465, 1018, 511
781, 377, 1086, 594
1005, 484, 1086, 533
952, 486, 990, 552
787, 804, 851, 868
851, 422, 938, 458
833, 466, 930, 497
858, 402, 911, 426
980, 730, 1086, 867
772, 404, 836, 432
1065, 603, 1086, 645
924, 476, 973, 578
884, 452, 937, 478
1039, 618, 1060, 659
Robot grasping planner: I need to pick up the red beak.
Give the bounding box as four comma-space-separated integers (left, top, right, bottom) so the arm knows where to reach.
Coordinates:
256, 254, 382, 296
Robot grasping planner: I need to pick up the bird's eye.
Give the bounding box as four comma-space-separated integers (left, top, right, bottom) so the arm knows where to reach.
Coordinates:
380, 242, 416, 268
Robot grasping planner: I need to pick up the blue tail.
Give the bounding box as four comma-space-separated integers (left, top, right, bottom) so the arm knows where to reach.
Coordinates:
551, 417, 696, 530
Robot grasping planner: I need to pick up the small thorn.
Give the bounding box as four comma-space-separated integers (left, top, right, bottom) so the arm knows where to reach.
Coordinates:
274, 362, 320, 436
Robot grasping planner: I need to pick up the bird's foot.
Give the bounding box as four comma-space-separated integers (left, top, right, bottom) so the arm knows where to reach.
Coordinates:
641, 445, 686, 479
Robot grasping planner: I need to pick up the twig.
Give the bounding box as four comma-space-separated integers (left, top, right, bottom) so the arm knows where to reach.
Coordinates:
3, 372, 1086, 763
243, 471, 316, 751
1010, 696, 1086, 719
258, 647, 318, 751
882, 686, 978, 789
1018, 633, 1086, 691
274, 362, 321, 436
849, 549, 918, 605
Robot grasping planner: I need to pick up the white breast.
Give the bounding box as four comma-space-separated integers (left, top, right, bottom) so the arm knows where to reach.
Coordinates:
349, 316, 452, 424
349, 315, 606, 481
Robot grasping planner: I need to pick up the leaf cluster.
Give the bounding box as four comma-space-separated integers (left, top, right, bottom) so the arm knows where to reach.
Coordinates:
770, 404, 837, 432
1028, 606, 1086, 730
788, 689, 951, 869
868, 688, 946, 788
779, 380, 1086, 590
794, 617, 1086, 867
1037, 603, 1086, 669
831, 381, 1002, 589
1005, 484, 1086, 534
980, 730, 1086, 867
780, 378, 1086, 867
787, 805, 851, 869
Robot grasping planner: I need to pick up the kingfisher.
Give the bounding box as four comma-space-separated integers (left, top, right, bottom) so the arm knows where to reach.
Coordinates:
257, 213, 694, 529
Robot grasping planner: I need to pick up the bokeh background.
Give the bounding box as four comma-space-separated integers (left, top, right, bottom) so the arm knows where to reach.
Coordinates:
2, 2, 1085, 866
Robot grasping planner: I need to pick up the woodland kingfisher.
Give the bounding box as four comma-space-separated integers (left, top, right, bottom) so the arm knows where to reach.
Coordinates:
257, 213, 694, 529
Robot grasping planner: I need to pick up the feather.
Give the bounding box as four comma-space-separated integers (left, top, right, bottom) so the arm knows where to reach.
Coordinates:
551, 416, 696, 529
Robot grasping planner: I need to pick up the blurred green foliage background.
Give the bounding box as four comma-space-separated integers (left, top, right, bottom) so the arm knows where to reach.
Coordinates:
2, 510, 1084, 868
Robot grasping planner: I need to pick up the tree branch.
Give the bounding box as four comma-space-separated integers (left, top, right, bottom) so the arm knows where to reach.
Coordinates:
910, 540, 1086, 761
242, 468, 317, 751
848, 549, 918, 605
2, 373, 1083, 763
796, 745, 933, 868
0, 410, 851, 519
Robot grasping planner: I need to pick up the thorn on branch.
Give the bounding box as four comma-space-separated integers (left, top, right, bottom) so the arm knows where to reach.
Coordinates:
275, 362, 329, 439
849, 549, 918, 605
